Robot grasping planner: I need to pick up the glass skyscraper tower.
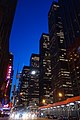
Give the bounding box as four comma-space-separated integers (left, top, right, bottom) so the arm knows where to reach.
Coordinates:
39, 33, 53, 105
59, 0, 80, 96
48, 1, 73, 102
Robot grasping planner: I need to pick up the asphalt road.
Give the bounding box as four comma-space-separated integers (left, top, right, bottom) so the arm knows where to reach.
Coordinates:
0, 117, 57, 120
0, 117, 9, 120
0, 117, 56, 120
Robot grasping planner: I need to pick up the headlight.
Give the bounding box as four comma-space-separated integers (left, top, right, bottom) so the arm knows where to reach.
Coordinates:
14, 113, 20, 119
22, 113, 28, 120
9, 113, 15, 119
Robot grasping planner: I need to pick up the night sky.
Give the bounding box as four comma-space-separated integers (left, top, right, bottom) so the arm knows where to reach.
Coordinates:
9, 0, 57, 92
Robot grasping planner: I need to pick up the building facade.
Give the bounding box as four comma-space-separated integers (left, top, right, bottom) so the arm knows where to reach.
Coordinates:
19, 66, 30, 107
39, 33, 53, 105
59, 0, 80, 48
48, 1, 73, 102
29, 54, 39, 109
16, 54, 39, 109
2, 52, 13, 106
0, 0, 17, 102
59, 0, 80, 96
67, 39, 80, 96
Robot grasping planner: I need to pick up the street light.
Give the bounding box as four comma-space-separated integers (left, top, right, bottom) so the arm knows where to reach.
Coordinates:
58, 92, 63, 98
31, 70, 36, 75
20, 92, 23, 96
42, 99, 46, 105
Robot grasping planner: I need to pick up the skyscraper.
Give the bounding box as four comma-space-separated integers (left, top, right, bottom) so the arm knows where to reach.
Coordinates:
67, 42, 80, 96
48, 1, 73, 102
19, 66, 30, 106
39, 33, 53, 105
29, 54, 39, 108
59, 0, 80, 96
30, 54, 39, 68
0, 0, 17, 102
59, 0, 80, 48
17, 54, 39, 109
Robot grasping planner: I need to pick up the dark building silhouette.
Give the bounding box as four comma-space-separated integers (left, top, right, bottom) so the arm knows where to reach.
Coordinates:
39, 33, 53, 105
59, 0, 80, 48
0, 0, 17, 102
59, 0, 80, 96
67, 40, 80, 96
48, 2, 73, 102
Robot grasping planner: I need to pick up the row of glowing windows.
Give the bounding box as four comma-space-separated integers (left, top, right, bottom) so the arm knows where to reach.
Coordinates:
58, 71, 70, 76
31, 57, 39, 61
58, 74, 69, 77
43, 59, 51, 61
62, 84, 72, 87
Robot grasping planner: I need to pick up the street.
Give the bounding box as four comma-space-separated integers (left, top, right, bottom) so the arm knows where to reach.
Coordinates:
0, 117, 57, 120
0, 117, 8, 120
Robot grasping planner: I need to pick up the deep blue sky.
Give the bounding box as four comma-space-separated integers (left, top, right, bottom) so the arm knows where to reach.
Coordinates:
9, 0, 57, 90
